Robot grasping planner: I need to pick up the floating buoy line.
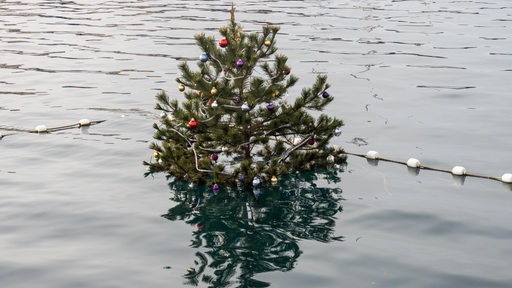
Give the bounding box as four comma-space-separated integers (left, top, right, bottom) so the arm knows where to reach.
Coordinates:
343, 150, 512, 184
0, 119, 105, 139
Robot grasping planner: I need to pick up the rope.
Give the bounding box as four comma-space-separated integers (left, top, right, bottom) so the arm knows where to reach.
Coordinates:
343, 150, 511, 184
0, 119, 106, 138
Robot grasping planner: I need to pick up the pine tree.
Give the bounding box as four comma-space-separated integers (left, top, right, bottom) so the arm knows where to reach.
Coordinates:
145, 6, 345, 187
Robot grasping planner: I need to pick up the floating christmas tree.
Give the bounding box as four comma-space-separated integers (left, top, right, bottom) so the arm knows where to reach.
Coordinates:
145, 6, 345, 187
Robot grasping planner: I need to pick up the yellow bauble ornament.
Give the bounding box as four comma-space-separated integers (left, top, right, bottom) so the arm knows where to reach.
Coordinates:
264, 39, 272, 47
178, 84, 185, 92
271, 175, 278, 185
211, 87, 218, 95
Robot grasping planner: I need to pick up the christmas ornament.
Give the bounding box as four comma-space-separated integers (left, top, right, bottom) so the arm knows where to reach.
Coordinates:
271, 175, 278, 185
211, 100, 218, 108
252, 177, 261, 186
188, 118, 197, 129
199, 52, 208, 62
322, 91, 329, 98
271, 91, 279, 97
264, 39, 272, 47
197, 91, 202, 97
213, 184, 220, 192
266, 103, 274, 112
210, 153, 219, 162
236, 59, 244, 67
327, 155, 335, 163
334, 127, 342, 136
219, 38, 228, 48
241, 101, 250, 111
284, 67, 291, 75
153, 151, 159, 159
178, 84, 185, 92
308, 138, 315, 145
221, 146, 229, 153
210, 87, 218, 95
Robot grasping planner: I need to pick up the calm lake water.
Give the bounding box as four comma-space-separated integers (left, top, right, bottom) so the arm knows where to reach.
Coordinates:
1, 0, 512, 287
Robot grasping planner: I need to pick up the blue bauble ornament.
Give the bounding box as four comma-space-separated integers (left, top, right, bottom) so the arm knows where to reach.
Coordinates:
322, 91, 330, 98
334, 127, 342, 136
200, 53, 208, 62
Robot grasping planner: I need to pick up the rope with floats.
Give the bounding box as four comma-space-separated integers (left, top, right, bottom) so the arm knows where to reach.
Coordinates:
342, 150, 512, 184
0, 119, 106, 139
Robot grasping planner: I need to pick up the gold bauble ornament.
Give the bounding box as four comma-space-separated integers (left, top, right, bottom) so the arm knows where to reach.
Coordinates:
211, 87, 218, 95
178, 84, 185, 92
271, 175, 278, 185
264, 39, 272, 47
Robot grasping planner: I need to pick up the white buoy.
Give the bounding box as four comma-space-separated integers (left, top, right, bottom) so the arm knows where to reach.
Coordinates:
35, 124, 47, 133
451, 166, 467, 176
78, 119, 91, 127
366, 150, 380, 160
406, 158, 421, 168
501, 173, 512, 183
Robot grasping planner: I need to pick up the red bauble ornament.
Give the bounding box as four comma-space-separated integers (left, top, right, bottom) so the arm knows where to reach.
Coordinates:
210, 153, 219, 162
219, 38, 228, 48
188, 118, 197, 129
284, 67, 291, 75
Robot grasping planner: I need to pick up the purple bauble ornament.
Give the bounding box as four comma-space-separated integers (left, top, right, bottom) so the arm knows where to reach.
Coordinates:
236, 59, 244, 67
266, 103, 274, 112
210, 153, 219, 162
308, 138, 315, 145
322, 91, 330, 98
213, 184, 220, 192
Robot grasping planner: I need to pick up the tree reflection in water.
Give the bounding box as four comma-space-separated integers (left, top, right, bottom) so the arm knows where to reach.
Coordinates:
162, 169, 345, 287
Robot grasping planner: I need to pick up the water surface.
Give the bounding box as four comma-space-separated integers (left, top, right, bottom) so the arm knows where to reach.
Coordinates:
1, 0, 512, 287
